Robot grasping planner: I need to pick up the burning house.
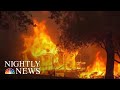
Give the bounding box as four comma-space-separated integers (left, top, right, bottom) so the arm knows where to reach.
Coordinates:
1, 11, 120, 79
21, 18, 120, 79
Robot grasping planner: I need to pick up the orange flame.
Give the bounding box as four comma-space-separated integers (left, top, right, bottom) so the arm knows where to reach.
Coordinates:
114, 55, 120, 78
79, 51, 106, 79
22, 19, 120, 78
79, 51, 120, 79
22, 20, 78, 75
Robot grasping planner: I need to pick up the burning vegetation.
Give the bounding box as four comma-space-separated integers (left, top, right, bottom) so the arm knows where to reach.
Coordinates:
21, 19, 120, 79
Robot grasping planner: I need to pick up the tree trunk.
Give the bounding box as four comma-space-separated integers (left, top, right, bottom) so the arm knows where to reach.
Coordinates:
105, 32, 114, 79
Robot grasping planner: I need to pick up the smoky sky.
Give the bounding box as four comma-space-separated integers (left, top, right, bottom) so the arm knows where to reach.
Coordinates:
0, 11, 59, 60
31, 11, 59, 43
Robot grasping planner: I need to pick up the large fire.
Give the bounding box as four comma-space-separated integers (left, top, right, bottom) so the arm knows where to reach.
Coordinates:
79, 51, 106, 79
22, 20, 120, 79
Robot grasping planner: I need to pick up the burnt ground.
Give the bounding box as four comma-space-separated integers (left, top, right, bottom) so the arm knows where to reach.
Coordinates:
0, 70, 73, 79
0, 70, 119, 79
1, 74, 72, 79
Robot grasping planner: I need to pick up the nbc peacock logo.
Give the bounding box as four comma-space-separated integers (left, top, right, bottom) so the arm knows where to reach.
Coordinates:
5, 68, 15, 74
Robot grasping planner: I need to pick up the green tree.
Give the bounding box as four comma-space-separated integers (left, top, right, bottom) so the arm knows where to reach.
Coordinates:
49, 11, 120, 79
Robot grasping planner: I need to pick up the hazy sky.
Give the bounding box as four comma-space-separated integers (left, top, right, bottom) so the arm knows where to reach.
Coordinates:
31, 11, 59, 43
0, 11, 59, 59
